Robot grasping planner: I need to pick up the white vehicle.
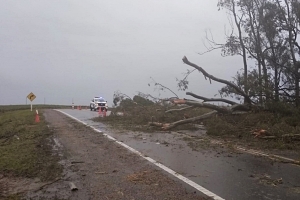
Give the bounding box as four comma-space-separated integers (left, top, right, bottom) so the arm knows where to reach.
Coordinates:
90, 97, 108, 112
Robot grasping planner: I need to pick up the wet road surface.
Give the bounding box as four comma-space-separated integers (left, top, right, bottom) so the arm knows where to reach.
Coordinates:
57, 109, 300, 200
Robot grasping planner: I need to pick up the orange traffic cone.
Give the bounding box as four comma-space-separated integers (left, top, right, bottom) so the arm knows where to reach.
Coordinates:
35, 110, 40, 123
98, 108, 103, 117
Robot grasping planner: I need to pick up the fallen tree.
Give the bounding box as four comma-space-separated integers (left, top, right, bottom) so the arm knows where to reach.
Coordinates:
149, 110, 218, 130
149, 56, 255, 130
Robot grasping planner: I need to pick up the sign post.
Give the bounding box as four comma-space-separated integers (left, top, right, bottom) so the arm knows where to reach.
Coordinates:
27, 92, 36, 111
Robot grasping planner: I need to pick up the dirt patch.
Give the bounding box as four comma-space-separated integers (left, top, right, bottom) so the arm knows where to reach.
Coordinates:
126, 170, 170, 185
0, 175, 45, 197
23, 110, 207, 200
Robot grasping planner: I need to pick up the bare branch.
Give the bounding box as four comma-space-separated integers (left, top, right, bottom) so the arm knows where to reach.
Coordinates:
186, 92, 237, 105
197, 47, 223, 56
182, 56, 251, 103
172, 99, 233, 113
150, 77, 179, 98
198, 30, 224, 55
165, 106, 194, 113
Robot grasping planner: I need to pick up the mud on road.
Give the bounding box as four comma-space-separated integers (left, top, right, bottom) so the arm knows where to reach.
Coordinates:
25, 110, 206, 200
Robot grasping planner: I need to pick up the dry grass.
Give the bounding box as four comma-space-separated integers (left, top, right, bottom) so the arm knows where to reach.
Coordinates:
126, 171, 156, 185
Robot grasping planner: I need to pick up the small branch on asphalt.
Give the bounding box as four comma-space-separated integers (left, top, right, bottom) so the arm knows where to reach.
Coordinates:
34, 178, 62, 192
71, 161, 85, 164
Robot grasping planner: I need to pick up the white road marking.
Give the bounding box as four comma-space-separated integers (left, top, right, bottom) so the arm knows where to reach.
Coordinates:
55, 109, 225, 200
211, 138, 300, 166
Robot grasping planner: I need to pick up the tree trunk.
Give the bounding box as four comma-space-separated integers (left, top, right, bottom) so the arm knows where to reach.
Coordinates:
232, 0, 248, 102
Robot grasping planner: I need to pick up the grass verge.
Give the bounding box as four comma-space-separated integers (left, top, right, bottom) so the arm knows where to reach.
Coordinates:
0, 108, 62, 199
0, 104, 70, 113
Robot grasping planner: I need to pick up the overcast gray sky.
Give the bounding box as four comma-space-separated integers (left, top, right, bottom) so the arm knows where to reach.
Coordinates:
0, 0, 244, 106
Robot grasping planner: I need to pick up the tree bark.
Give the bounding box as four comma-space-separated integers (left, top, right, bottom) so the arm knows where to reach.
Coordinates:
172, 99, 233, 113
186, 92, 237, 105
149, 111, 218, 130
149, 96, 254, 130
165, 106, 194, 113
182, 56, 252, 104
231, 0, 249, 102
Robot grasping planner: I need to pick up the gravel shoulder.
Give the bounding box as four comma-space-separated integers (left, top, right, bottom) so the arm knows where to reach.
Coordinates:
30, 109, 207, 200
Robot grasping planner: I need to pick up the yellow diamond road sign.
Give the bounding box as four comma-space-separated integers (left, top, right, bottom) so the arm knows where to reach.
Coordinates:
27, 92, 36, 102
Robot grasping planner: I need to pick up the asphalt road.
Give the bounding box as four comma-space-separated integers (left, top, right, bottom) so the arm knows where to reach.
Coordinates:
58, 109, 300, 200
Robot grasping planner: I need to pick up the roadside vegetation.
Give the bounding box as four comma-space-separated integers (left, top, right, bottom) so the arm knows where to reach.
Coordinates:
0, 106, 63, 199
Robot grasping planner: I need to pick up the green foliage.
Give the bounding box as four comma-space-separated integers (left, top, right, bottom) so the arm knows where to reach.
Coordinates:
119, 99, 136, 107
265, 101, 296, 115
113, 91, 155, 107
132, 95, 154, 106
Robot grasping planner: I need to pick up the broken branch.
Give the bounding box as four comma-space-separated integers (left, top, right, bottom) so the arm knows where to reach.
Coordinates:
172, 99, 233, 114
165, 106, 194, 113
182, 56, 251, 103
149, 111, 217, 130
186, 92, 237, 105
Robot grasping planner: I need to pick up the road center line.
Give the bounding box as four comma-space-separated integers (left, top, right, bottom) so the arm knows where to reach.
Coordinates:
55, 109, 225, 200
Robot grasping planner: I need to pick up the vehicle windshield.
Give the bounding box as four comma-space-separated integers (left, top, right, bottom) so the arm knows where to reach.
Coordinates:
95, 98, 105, 102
